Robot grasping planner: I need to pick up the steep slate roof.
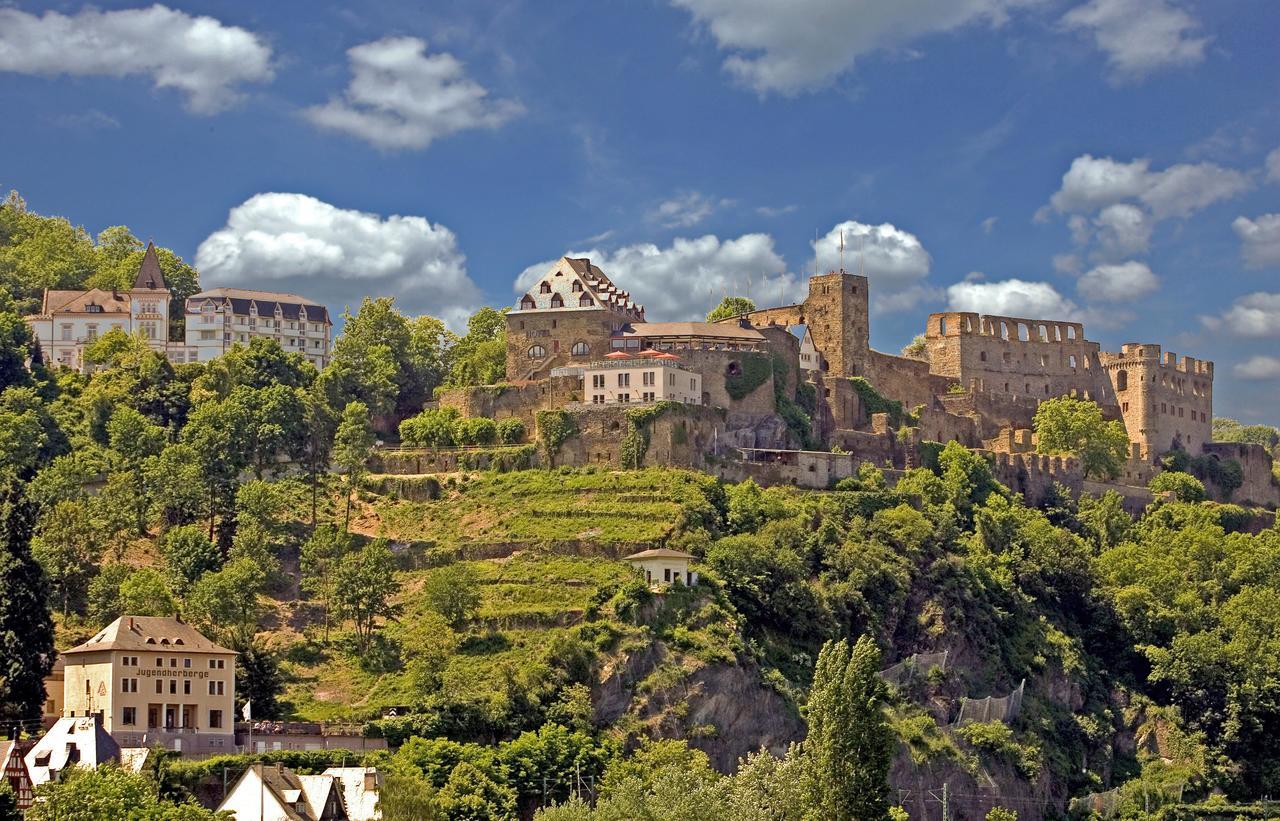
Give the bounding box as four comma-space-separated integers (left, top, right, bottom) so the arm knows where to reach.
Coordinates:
132, 242, 167, 291
64, 615, 235, 656
187, 288, 330, 323
221, 764, 346, 820
624, 548, 696, 561
25, 715, 121, 787
517, 257, 645, 319
299, 774, 346, 819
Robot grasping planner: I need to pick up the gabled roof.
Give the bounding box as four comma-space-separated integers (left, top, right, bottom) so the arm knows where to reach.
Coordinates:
220, 764, 347, 820
624, 548, 696, 561
132, 242, 167, 291
515, 257, 644, 319
322, 768, 381, 821
64, 615, 235, 656
38, 288, 132, 316
299, 774, 346, 819
25, 715, 121, 787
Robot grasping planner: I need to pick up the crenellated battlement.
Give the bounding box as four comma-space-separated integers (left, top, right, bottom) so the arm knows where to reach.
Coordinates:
1100, 343, 1214, 377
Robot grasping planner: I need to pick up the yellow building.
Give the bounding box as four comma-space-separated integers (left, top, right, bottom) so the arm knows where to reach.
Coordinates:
61, 616, 236, 755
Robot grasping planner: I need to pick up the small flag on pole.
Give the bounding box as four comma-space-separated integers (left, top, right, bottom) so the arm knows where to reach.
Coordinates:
242, 701, 252, 721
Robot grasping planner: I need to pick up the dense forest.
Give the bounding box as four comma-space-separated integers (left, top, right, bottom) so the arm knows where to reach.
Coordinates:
2, 194, 1280, 820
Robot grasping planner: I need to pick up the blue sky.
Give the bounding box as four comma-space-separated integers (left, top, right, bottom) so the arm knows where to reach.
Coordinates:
1, 0, 1278, 420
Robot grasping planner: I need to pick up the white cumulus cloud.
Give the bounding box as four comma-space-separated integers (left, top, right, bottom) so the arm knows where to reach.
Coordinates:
1093, 203, 1153, 257
305, 36, 522, 150
947, 278, 1080, 319
1234, 355, 1280, 381
810, 221, 936, 311
514, 234, 796, 321
1047, 154, 1251, 219
1201, 292, 1280, 338
1233, 214, 1280, 269
671, 0, 1035, 94
1077, 260, 1159, 302
0, 4, 273, 113
1061, 0, 1208, 82
195, 193, 480, 328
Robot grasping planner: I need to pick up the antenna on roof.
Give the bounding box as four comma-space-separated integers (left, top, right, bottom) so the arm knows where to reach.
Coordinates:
839, 230, 846, 273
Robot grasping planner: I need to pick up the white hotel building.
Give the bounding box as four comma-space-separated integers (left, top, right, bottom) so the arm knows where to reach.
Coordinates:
25, 242, 332, 370
183, 288, 332, 369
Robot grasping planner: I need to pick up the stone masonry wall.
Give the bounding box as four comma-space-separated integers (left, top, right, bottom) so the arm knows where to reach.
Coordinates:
1100, 343, 1213, 458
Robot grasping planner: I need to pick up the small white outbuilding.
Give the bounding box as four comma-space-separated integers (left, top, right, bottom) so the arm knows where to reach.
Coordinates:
624, 548, 699, 588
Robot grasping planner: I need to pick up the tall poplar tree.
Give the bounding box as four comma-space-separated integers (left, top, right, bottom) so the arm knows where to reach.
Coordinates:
803, 636, 893, 821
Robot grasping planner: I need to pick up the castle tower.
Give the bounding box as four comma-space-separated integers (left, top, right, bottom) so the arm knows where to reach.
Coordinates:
802, 272, 869, 377
1100, 343, 1213, 459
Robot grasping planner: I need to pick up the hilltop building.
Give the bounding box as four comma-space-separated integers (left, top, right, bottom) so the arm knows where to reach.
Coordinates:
24, 242, 172, 371
57, 615, 236, 755
626, 548, 698, 588
424, 255, 1278, 511
183, 287, 332, 368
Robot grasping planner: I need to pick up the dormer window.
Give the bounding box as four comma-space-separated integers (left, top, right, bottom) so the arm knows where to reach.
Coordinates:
550, 294, 564, 308
579, 295, 593, 307
520, 295, 536, 310
539, 282, 552, 294
571, 281, 583, 293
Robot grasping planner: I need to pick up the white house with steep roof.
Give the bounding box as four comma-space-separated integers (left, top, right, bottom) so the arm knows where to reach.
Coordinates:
24, 242, 171, 371
625, 548, 699, 588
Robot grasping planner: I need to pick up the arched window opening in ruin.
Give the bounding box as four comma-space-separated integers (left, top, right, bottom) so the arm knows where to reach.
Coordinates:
1116, 370, 1128, 391
980, 351, 987, 362
1018, 323, 1030, 342
1039, 325, 1050, 341
1068, 355, 1077, 368
726, 361, 742, 377
520, 295, 535, 310
939, 317, 948, 335
550, 293, 564, 308
964, 316, 974, 332
1044, 385, 1050, 395
571, 342, 589, 356
539, 282, 552, 294
610, 421, 621, 431
528, 345, 547, 359
1067, 326, 1077, 340
579, 294, 593, 307
1000, 321, 1010, 340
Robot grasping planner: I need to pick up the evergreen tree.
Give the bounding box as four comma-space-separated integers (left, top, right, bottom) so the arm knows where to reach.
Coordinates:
236, 643, 284, 721
803, 636, 893, 821
0, 484, 56, 726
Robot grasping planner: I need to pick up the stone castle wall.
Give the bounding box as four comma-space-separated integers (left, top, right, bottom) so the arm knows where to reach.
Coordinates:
437, 376, 582, 430
1101, 343, 1214, 457
925, 311, 1119, 411
1200, 442, 1280, 508
505, 307, 631, 381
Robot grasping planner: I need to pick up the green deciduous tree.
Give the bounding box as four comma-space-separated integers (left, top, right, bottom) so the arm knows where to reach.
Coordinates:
162, 524, 221, 593
803, 636, 893, 821
1033, 396, 1131, 480
117, 567, 177, 616
146, 443, 205, 527
185, 558, 265, 650
333, 538, 400, 653
706, 296, 756, 323
334, 401, 376, 531
443, 308, 507, 388
26, 764, 226, 821
87, 562, 131, 626
106, 405, 165, 533
423, 563, 483, 631
434, 761, 517, 821
301, 524, 355, 642
32, 499, 100, 615
400, 407, 460, 448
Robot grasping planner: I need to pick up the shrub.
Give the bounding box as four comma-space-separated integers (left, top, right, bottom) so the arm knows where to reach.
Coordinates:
400, 407, 459, 447
1149, 471, 1207, 503
496, 418, 525, 445
452, 416, 498, 446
